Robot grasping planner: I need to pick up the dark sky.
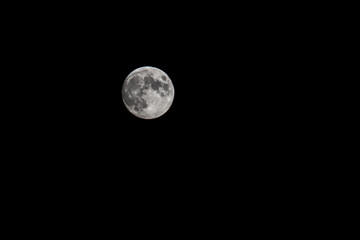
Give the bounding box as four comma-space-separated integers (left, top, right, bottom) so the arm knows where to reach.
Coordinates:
6, 2, 311, 215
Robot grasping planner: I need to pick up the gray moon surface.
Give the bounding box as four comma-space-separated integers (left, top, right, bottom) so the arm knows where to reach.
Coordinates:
122, 66, 175, 119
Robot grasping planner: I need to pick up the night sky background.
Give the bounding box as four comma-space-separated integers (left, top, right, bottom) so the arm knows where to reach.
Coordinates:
4, 2, 318, 230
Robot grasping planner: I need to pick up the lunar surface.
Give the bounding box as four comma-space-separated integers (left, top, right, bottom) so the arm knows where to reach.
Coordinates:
122, 66, 175, 119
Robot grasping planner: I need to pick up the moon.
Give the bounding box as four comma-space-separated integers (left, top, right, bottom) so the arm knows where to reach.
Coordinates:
122, 66, 175, 119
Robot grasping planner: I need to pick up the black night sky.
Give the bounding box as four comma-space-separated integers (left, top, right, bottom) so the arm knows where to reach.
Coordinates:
5, 2, 313, 225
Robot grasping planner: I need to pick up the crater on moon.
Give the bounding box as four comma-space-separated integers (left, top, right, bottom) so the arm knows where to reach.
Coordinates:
122, 66, 174, 119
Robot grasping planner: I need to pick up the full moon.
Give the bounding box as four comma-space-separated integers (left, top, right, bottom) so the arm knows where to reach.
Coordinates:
122, 66, 175, 119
